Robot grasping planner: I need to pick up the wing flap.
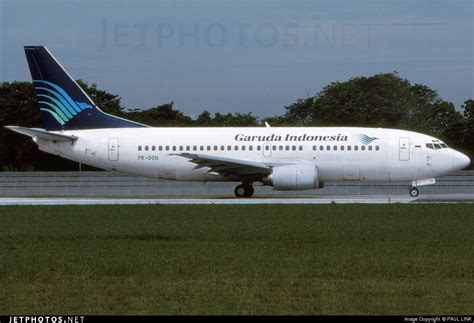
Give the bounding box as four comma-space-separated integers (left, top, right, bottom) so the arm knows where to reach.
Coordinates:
175, 153, 271, 177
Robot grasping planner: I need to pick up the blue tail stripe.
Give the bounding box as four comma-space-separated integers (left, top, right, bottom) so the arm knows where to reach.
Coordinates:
37, 94, 73, 119
38, 101, 68, 122
34, 80, 82, 112
40, 108, 65, 125
35, 87, 77, 116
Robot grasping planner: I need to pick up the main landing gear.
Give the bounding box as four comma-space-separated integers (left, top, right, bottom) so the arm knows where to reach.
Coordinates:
409, 186, 419, 198
234, 183, 254, 198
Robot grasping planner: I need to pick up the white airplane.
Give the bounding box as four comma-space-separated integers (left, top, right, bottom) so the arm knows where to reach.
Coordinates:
6, 46, 470, 198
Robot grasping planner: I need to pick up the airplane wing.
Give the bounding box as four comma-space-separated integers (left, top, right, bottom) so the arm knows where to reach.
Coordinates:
4, 126, 78, 142
174, 153, 271, 177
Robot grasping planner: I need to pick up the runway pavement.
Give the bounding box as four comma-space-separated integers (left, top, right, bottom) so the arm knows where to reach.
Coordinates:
0, 194, 473, 205
1, 171, 473, 205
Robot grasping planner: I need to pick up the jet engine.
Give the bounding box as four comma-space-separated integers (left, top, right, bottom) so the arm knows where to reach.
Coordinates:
262, 163, 324, 191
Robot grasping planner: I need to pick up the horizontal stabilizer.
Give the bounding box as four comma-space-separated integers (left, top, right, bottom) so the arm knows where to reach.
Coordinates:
4, 126, 78, 142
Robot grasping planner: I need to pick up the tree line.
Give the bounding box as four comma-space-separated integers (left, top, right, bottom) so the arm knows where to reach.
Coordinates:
0, 72, 472, 170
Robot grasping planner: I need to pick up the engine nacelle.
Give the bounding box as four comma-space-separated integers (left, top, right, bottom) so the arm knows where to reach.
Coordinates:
262, 163, 324, 191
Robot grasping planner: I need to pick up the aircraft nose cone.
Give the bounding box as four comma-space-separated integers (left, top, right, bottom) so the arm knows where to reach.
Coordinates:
452, 150, 471, 170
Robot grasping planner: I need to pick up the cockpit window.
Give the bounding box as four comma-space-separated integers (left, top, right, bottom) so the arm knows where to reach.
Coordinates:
427, 140, 449, 150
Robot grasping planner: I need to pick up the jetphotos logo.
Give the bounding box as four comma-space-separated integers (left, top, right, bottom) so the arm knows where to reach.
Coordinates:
234, 133, 378, 144
33, 80, 92, 126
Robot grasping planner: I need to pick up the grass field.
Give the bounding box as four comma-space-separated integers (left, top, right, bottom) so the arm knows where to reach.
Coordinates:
0, 204, 473, 315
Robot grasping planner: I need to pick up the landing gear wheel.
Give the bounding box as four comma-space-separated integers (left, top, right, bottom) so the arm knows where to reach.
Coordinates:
234, 184, 254, 198
409, 187, 419, 198
246, 186, 255, 197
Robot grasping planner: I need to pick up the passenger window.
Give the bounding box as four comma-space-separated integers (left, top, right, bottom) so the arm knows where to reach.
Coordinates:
361, 146, 365, 151
286, 146, 290, 151
207, 146, 211, 151
242, 146, 246, 151
200, 146, 204, 151
159, 146, 163, 151
145, 146, 149, 151
319, 145, 324, 151
152, 146, 156, 151
186, 145, 190, 151
375, 146, 380, 151
313, 145, 317, 151
221, 146, 225, 151
326, 145, 330, 151
179, 146, 183, 151
354, 146, 358, 151
272, 145, 276, 151
340, 146, 344, 151
227, 145, 232, 151
265, 146, 270, 151
368, 146, 372, 151
333, 145, 337, 151
249, 146, 253, 151
292, 145, 296, 151
214, 146, 218, 151
193, 146, 197, 151
279, 146, 283, 151
235, 145, 239, 151
172, 146, 176, 151
257, 146, 261, 151
166, 146, 170, 151
138, 146, 142, 151
299, 146, 303, 151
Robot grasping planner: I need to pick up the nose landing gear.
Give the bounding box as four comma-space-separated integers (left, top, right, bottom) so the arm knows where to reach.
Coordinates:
234, 183, 254, 198
409, 186, 419, 197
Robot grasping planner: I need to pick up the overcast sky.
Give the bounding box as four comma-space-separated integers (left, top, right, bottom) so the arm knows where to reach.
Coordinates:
0, 0, 472, 118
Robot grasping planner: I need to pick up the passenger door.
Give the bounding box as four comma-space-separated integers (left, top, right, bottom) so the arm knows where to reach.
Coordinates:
399, 137, 410, 161
108, 138, 119, 161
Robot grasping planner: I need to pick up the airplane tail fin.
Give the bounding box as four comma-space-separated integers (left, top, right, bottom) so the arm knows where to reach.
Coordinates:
24, 46, 148, 131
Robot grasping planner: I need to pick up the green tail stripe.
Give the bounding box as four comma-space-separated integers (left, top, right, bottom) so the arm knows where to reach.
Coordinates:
38, 101, 69, 122
35, 87, 78, 116
37, 94, 73, 119
40, 108, 65, 125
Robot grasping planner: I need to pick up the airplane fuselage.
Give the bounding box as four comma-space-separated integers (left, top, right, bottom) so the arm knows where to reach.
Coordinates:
36, 127, 467, 187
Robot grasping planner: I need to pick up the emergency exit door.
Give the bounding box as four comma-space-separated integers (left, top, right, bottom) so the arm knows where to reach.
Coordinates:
263, 143, 272, 157
108, 138, 119, 161
399, 137, 410, 161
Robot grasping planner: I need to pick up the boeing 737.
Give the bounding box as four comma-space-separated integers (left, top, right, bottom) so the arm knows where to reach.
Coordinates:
5, 46, 471, 197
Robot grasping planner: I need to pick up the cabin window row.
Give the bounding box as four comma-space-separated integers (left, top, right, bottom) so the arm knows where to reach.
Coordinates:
138, 145, 305, 152
312, 145, 379, 151
138, 144, 380, 152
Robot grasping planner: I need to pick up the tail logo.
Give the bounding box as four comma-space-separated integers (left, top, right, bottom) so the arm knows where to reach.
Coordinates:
352, 134, 378, 145
33, 80, 92, 126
